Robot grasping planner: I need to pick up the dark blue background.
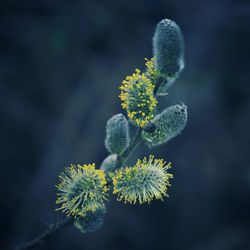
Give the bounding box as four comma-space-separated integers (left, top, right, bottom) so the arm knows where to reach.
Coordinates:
1, 0, 250, 249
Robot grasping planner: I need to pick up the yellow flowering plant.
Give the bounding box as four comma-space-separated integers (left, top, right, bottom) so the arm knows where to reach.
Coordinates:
119, 59, 158, 128
17, 18, 187, 250
56, 164, 108, 217
112, 155, 173, 204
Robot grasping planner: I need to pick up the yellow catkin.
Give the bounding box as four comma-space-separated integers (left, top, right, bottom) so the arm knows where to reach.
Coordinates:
56, 164, 108, 218
119, 58, 158, 127
112, 155, 173, 204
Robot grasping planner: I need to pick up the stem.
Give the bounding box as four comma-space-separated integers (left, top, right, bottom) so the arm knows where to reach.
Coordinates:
16, 217, 73, 250
116, 127, 143, 169
154, 76, 164, 95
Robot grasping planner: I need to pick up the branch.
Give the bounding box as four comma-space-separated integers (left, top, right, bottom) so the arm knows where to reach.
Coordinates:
153, 76, 162, 94
16, 217, 73, 250
116, 127, 143, 169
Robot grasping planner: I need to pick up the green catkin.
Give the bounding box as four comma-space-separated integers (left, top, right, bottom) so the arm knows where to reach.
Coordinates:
142, 104, 187, 147
100, 154, 117, 173
153, 19, 185, 95
74, 206, 107, 234
105, 114, 130, 155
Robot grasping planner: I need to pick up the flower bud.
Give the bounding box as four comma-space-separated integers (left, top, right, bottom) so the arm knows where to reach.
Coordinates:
142, 104, 187, 147
100, 154, 117, 173
74, 206, 107, 234
105, 114, 130, 155
153, 19, 184, 94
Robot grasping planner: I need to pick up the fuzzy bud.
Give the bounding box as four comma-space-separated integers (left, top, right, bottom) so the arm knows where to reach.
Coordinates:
100, 154, 117, 173
153, 19, 184, 94
142, 104, 187, 147
74, 206, 107, 234
105, 114, 130, 155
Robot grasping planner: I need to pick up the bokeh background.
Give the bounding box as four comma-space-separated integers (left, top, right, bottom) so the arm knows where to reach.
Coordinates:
1, 0, 250, 249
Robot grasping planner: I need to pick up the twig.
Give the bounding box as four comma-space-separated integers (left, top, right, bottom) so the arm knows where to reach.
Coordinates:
16, 217, 73, 250
153, 76, 164, 95
116, 127, 143, 169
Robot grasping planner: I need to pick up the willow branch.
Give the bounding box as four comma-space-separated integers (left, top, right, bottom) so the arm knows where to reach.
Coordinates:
16, 217, 73, 250
116, 127, 143, 169
153, 76, 164, 95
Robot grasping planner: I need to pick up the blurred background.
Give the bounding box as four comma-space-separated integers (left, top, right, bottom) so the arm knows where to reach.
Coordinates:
1, 0, 250, 249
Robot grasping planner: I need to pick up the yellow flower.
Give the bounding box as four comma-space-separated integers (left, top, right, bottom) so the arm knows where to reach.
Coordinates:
145, 57, 160, 82
112, 155, 173, 204
56, 164, 108, 217
119, 58, 158, 127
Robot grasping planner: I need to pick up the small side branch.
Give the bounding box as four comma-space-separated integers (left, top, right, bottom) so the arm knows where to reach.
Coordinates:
16, 217, 73, 250
116, 127, 143, 168
154, 76, 164, 95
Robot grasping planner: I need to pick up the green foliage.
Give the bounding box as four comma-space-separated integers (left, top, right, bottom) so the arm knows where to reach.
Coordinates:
105, 113, 130, 155
142, 104, 187, 147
